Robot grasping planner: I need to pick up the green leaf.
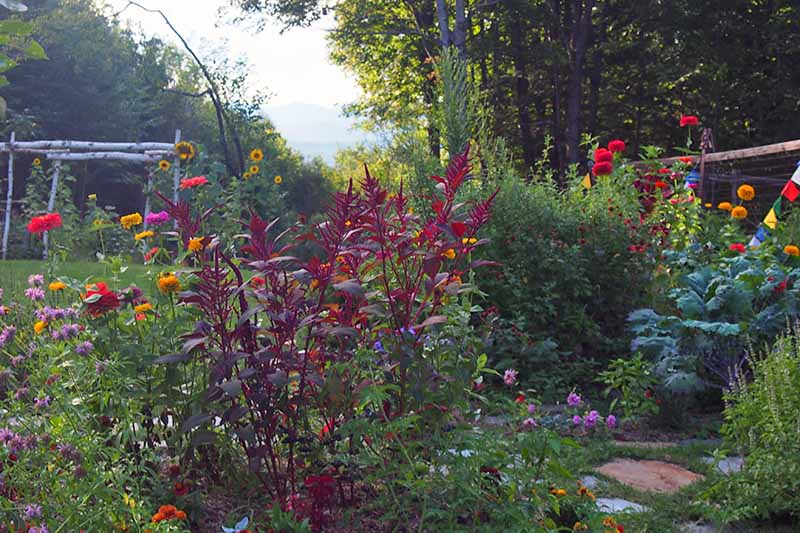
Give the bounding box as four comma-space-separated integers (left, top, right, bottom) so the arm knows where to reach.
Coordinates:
24, 40, 46, 60
0, 20, 31, 35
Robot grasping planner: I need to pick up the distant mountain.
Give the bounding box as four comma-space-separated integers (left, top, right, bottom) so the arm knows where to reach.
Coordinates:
264, 103, 375, 163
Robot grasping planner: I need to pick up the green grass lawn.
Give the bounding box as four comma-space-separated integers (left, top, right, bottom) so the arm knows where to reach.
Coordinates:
0, 259, 153, 298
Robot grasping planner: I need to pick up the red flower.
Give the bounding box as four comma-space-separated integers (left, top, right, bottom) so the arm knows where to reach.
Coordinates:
679, 115, 699, 127
729, 243, 746, 253
144, 247, 159, 262
27, 212, 62, 234
658, 168, 672, 175
173, 481, 189, 496
775, 279, 788, 293
654, 181, 668, 189
179, 176, 209, 190
592, 161, 613, 176
608, 139, 626, 153
515, 393, 526, 403
83, 282, 120, 317
617, 526, 625, 533
594, 148, 613, 163
678, 156, 694, 164
644, 390, 653, 399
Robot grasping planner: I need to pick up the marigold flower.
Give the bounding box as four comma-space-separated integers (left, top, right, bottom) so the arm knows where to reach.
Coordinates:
607, 139, 626, 153
249, 165, 259, 174
603, 516, 617, 527
592, 161, 613, 176
717, 202, 733, 211
274, 175, 283, 185
550, 488, 567, 497
731, 206, 748, 220
179, 176, 209, 190
679, 115, 699, 127
704, 203, 712, 208
158, 160, 170, 171
134, 302, 153, 313
158, 273, 181, 294
737, 184, 755, 201
187, 237, 205, 252
573, 522, 588, 531
120, 213, 143, 229
442, 248, 456, 259
48, 281, 66, 291
250, 148, 264, 161
34, 321, 47, 334
784, 245, 800, 257
134, 230, 154, 241
175, 141, 195, 160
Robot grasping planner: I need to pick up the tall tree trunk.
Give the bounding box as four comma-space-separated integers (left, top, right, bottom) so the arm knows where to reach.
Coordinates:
564, 0, 594, 165
453, 0, 467, 56
552, 66, 564, 174
436, 0, 451, 47
507, 3, 536, 174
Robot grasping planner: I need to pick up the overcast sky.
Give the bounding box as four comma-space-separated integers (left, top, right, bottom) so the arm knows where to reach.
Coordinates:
104, 0, 360, 108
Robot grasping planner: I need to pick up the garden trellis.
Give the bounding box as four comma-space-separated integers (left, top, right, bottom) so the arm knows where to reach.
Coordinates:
1, 130, 184, 260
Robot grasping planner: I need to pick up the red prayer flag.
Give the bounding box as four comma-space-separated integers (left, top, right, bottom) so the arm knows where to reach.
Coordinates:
782, 180, 800, 202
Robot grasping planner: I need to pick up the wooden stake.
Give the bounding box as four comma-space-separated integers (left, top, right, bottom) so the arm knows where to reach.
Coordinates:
172, 130, 181, 228
42, 160, 61, 260
1, 132, 14, 260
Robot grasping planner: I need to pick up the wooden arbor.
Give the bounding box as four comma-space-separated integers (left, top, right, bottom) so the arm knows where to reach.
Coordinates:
0, 130, 184, 259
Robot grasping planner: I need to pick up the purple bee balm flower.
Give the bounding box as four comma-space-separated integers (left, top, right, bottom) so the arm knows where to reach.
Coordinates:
24, 503, 43, 520
145, 210, 170, 226
527, 403, 536, 415
95, 360, 109, 374
583, 410, 599, 428
503, 369, 518, 386
0, 326, 17, 347
522, 417, 538, 430
28, 526, 49, 533
10, 355, 25, 367
33, 396, 51, 409
606, 414, 617, 429
27, 274, 44, 287
24, 287, 45, 301
373, 340, 384, 352
75, 341, 93, 356
572, 415, 582, 425
567, 392, 582, 407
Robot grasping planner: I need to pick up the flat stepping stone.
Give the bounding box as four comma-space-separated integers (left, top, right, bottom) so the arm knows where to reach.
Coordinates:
702, 456, 743, 475
596, 497, 648, 513
680, 521, 718, 533
579, 475, 600, 489
612, 440, 678, 449
595, 458, 704, 493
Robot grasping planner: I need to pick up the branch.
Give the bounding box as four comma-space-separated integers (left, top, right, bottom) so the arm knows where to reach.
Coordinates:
161, 87, 212, 99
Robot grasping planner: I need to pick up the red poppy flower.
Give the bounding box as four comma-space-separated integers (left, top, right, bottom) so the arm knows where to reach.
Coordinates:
592, 161, 613, 176
729, 243, 746, 253
608, 139, 626, 153
27, 212, 62, 234
679, 115, 699, 127
594, 148, 613, 163
83, 282, 120, 317
179, 176, 209, 189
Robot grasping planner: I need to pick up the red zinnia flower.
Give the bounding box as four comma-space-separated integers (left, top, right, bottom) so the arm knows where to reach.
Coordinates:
592, 161, 613, 176
729, 243, 746, 253
679, 115, 699, 127
515, 393, 526, 403
179, 176, 209, 190
27, 212, 62, 234
608, 139, 626, 153
594, 148, 613, 163
678, 156, 694, 164
657, 168, 671, 175
144, 247, 159, 262
173, 481, 189, 496
83, 282, 120, 317
654, 181, 668, 189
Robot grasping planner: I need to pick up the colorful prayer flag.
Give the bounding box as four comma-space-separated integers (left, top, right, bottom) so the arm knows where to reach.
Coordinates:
782, 180, 799, 202
581, 174, 592, 189
763, 208, 778, 230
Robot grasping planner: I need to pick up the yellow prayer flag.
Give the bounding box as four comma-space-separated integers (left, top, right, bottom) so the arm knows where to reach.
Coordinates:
581, 174, 592, 189
764, 208, 778, 230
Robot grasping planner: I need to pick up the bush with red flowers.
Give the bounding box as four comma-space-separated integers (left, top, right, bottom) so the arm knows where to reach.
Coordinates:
607, 139, 626, 153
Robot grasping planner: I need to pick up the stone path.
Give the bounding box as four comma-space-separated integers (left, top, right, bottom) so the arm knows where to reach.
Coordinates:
702, 456, 743, 475
595, 458, 704, 493
596, 497, 648, 513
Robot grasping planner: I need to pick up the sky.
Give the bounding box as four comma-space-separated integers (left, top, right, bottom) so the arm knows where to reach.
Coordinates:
104, 0, 360, 108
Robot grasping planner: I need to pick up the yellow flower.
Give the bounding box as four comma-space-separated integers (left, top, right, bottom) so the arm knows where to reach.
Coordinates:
274, 175, 283, 185
249, 165, 259, 174
123, 493, 136, 509
158, 273, 181, 294
158, 160, 170, 171
737, 184, 755, 201
134, 230, 154, 241
704, 203, 712, 208
573, 522, 588, 531
250, 148, 264, 161
717, 202, 733, 211
602, 517, 617, 527
243, 172, 252, 179
48, 281, 66, 291
87, 193, 97, 201
784, 245, 800, 257
407, 207, 414, 215
442, 248, 456, 260
175, 141, 195, 161
550, 488, 567, 497
33, 157, 42, 166
187, 237, 205, 252
731, 206, 748, 220
462, 237, 478, 245
34, 321, 47, 334
120, 212, 143, 230
134, 302, 153, 313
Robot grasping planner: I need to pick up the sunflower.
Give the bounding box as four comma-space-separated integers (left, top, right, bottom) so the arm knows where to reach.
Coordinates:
250, 148, 264, 161
158, 160, 171, 171
243, 171, 252, 180
249, 165, 259, 174
737, 184, 755, 201
731, 206, 748, 220
175, 141, 196, 161
33, 158, 42, 166
274, 175, 283, 185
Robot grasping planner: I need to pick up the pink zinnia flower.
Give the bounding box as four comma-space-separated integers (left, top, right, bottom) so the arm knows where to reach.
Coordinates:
503, 369, 518, 386
567, 392, 582, 407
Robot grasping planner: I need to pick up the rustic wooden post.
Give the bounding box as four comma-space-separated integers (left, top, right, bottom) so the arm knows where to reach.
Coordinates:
42, 160, 61, 260
172, 129, 181, 229
143, 169, 154, 230
699, 128, 715, 204
1, 132, 14, 260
